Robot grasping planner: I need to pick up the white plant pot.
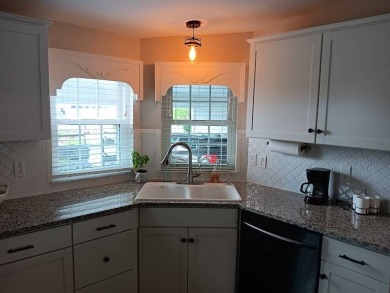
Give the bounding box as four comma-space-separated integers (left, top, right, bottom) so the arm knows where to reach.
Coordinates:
135, 171, 148, 183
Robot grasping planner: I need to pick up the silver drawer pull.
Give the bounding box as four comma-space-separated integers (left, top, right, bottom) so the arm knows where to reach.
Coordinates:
96, 224, 117, 231
339, 254, 366, 266
8, 245, 35, 254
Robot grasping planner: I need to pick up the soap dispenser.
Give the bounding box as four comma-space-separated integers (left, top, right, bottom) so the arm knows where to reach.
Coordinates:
210, 166, 220, 183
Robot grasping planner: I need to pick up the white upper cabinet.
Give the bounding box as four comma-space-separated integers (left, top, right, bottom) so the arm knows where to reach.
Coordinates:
247, 14, 390, 151
317, 21, 390, 150
246, 34, 322, 143
0, 12, 51, 141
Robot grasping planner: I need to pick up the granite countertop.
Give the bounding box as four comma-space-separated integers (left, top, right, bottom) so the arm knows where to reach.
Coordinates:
0, 181, 389, 256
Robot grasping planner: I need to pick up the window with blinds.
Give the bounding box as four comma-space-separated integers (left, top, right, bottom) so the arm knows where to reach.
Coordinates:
50, 78, 134, 180
162, 85, 237, 170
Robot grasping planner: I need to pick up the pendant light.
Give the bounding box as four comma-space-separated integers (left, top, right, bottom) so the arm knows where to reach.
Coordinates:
184, 20, 202, 62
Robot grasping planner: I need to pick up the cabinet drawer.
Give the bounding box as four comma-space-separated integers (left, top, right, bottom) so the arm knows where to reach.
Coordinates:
74, 229, 137, 289
0, 225, 71, 265
73, 209, 138, 244
140, 207, 238, 227
321, 237, 390, 283
76, 270, 137, 293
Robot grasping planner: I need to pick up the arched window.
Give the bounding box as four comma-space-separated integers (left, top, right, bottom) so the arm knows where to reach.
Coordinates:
50, 78, 134, 180
162, 85, 237, 169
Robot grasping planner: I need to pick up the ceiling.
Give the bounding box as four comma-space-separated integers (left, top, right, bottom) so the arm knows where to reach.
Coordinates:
0, 0, 346, 38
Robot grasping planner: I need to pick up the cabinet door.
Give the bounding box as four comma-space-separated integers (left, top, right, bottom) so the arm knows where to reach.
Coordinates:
76, 270, 137, 293
319, 261, 389, 293
0, 247, 73, 293
188, 228, 237, 293
247, 34, 322, 142
317, 21, 390, 151
139, 227, 188, 293
0, 17, 50, 141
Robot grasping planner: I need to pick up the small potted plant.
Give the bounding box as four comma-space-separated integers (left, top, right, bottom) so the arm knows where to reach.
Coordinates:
132, 151, 150, 183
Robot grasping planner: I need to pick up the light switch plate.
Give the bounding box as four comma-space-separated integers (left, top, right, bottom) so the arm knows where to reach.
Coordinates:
15, 161, 25, 177
340, 163, 352, 182
259, 156, 267, 169
250, 154, 257, 166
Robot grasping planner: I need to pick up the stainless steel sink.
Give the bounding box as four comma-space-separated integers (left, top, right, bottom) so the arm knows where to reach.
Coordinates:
135, 182, 242, 202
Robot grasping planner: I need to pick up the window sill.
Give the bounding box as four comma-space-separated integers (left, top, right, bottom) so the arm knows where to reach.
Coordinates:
50, 170, 132, 183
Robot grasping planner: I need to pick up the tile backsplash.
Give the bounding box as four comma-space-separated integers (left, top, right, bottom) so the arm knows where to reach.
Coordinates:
0, 140, 133, 199
2, 135, 389, 213
247, 138, 390, 212
0, 131, 248, 199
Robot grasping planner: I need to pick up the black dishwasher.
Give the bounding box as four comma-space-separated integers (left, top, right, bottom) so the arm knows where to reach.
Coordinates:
237, 210, 322, 293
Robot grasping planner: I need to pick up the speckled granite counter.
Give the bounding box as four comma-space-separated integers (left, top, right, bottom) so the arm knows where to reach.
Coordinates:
0, 181, 389, 256
236, 183, 390, 256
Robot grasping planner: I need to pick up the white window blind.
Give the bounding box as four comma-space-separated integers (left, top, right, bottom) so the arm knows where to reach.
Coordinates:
162, 85, 237, 170
50, 78, 134, 180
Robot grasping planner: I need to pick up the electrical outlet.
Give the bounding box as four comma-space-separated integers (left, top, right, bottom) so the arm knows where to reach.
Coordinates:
340, 163, 352, 181
250, 154, 257, 166
15, 161, 25, 177
259, 156, 267, 169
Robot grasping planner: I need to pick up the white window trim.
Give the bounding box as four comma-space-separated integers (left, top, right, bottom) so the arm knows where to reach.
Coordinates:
156, 62, 246, 173
49, 48, 143, 100
48, 49, 142, 182
155, 62, 246, 102
161, 85, 238, 171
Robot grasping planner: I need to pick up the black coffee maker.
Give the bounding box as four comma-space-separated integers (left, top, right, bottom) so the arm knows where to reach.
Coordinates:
300, 168, 331, 205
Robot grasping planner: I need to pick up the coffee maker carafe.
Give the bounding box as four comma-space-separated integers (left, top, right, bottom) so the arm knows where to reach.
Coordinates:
300, 168, 331, 205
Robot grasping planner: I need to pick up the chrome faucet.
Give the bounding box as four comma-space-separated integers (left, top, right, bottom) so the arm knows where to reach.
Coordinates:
161, 142, 201, 184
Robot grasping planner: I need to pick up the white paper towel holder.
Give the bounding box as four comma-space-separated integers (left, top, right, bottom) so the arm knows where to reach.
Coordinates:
266, 141, 307, 152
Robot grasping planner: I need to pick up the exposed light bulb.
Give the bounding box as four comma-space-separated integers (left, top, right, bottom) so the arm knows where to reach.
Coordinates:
189, 45, 197, 62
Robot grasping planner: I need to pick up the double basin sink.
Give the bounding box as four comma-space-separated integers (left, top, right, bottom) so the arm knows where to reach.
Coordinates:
135, 182, 242, 202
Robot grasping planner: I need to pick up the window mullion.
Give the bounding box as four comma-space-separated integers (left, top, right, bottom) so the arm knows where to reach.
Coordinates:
96, 79, 99, 119
100, 124, 104, 166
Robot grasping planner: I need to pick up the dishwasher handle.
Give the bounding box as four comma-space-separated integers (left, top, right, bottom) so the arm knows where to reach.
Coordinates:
243, 221, 317, 250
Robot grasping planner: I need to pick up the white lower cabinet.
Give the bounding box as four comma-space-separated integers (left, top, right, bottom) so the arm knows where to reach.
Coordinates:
319, 237, 390, 293
139, 227, 189, 293
139, 207, 238, 293
72, 209, 138, 292
0, 248, 73, 293
0, 226, 73, 293
187, 228, 237, 293
319, 260, 388, 293
73, 230, 137, 289
76, 270, 137, 293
